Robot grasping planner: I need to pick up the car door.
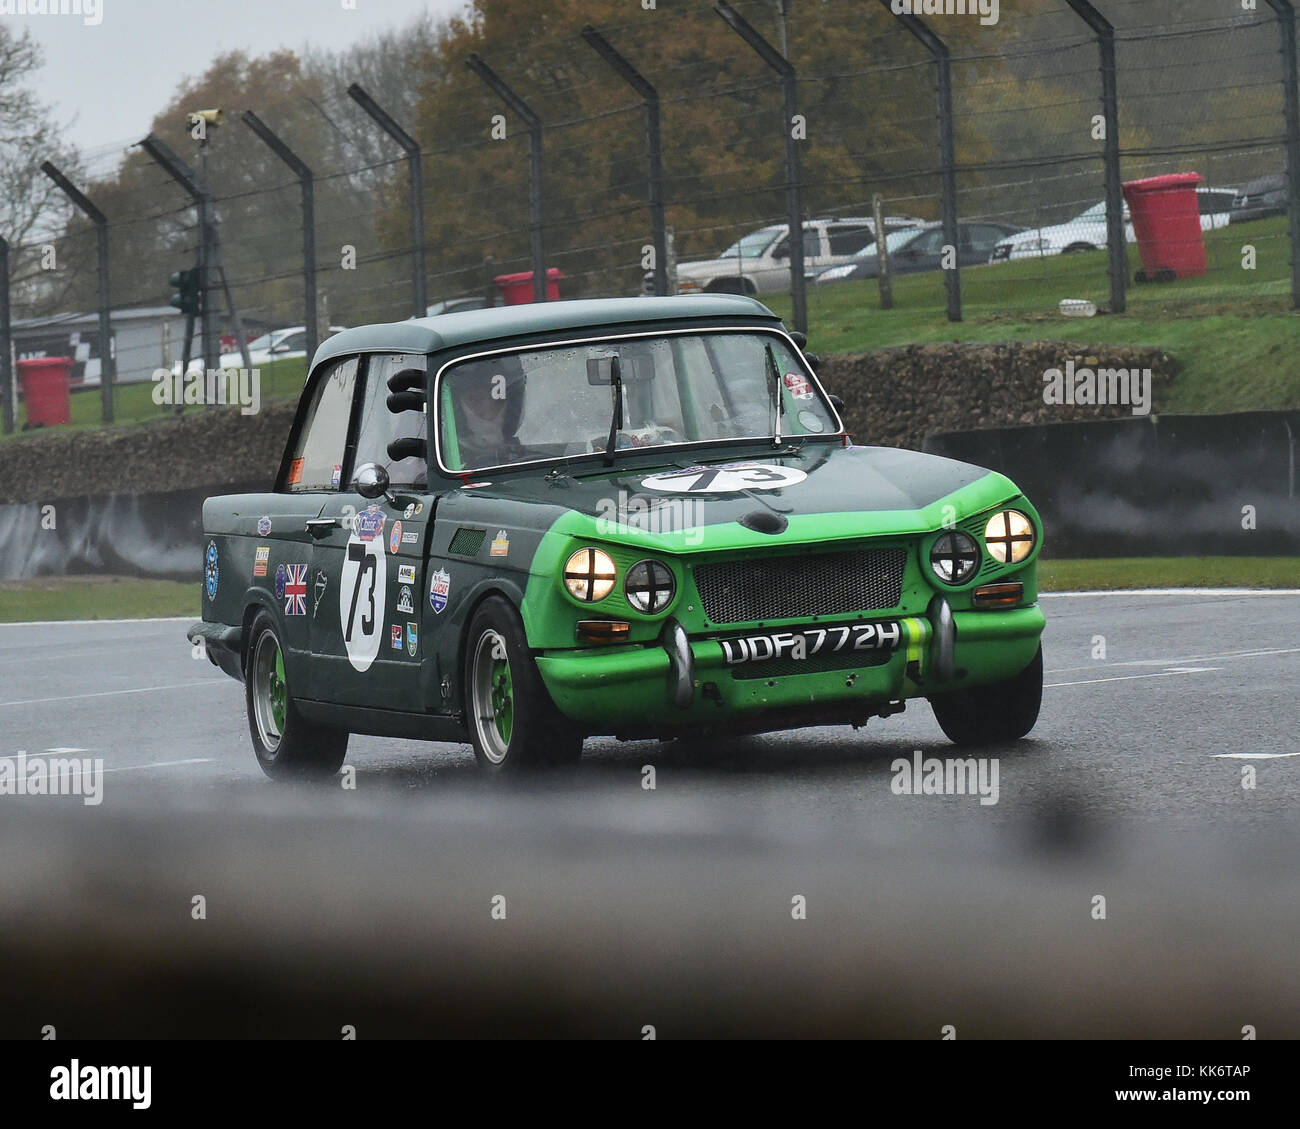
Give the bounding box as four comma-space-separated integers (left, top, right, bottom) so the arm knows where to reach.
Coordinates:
894, 228, 946, 274
309, 352, 435, 711
762, 225, 822, 292
267, 354, 360, 698
961, 224, 1014, 266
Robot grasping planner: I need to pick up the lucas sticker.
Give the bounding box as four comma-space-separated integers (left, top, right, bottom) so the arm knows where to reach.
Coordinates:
429, 568, 450, 614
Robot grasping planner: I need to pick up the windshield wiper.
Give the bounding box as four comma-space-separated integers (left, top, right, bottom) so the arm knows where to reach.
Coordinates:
603, 354, 624, 466
765, 343, 783, 448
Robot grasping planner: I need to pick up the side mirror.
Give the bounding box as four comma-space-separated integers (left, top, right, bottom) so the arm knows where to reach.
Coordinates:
354, 462, 392, 501
803, 352, 821, 372
789, 331, 808, 349
828, 394, 845, 413
270, 342, 291, 354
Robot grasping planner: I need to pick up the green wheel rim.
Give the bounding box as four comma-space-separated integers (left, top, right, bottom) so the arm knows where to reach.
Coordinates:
491, 655, 513, 744
471, 629, 514, 764
270, 647, 287, 732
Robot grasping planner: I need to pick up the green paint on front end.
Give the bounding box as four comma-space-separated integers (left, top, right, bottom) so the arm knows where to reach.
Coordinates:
518, 468, 1045, 734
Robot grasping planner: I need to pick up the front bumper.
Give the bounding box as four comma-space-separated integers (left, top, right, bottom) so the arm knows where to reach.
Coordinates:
536, 601, 1045, 734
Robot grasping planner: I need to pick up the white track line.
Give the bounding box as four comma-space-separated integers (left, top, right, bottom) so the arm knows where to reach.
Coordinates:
1043, 588, 1300, 597
1040, 645, 1300, 671
0, 616, 195, 627
1211, 752, 1299, 760
99, 758, 214, 774
1046, 669, 1217, 689
0, 681, 227, 708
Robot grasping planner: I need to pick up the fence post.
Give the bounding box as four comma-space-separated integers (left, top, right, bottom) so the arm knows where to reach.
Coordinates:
346, 85, 427, 318
1266, 0, 1300, 308
241, 112, 320, 360
40, 162, 116, 423
139, 135, 220, 379
1065, 0, 1127, 314
882, 0, 961, 322
580, 25, 669, 297
714, 1, 807, 334
0, 237, 11, 434
466, 55, 548, 303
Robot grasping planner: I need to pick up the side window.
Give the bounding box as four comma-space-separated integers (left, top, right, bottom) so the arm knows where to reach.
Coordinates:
353, 353, 428, 487
966, 225, 1009, 254
771, 229, 821, 260
277, 331, 307, 354
1199, 191, 1233, 216
828, 225, 873, 256
287, 356, 359, 492
908, 230, 946, 257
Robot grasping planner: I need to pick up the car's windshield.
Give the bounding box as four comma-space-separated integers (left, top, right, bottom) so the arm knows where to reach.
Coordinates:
855, 227, 927, 258
438, 331, 836, 473
244, 332, 275, 352
718, 229, 781, 259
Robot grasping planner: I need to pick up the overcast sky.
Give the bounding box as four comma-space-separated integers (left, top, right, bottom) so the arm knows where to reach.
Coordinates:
16, 0, 470, 160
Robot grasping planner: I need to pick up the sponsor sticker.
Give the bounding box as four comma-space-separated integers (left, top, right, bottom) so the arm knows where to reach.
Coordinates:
356, 504, 385, 542
429, 568, 450, 614
720, 622, 902, 665
403, 503, 415, 519
205, 541, 219, 601
283, 564, 308, 616
783, 371, 814, 400
389, 521, 403, 554
256, 515, 272, 537
402, 531, 419, 544
274, 563, 287, 600
288, 457, 305, 486
331, 464, 342, 490
391, 625, 404, 650
414, 503, 424, 515
641, 463, 807, 494
396, 585, 415, 614
490, 529, 510, 557
313, 569, 328, 615
406, 623, 419, 657
253, 545, 270, 578
463, 482, 491, 490
397, 564, 416, 585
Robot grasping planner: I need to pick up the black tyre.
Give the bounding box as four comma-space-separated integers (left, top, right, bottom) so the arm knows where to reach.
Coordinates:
928, 646, 1043, 747
464, 596, 583, 773
245, 611, 348, 779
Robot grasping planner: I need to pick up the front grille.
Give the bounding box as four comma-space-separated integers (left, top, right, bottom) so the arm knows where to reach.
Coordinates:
694, 547, 907, 625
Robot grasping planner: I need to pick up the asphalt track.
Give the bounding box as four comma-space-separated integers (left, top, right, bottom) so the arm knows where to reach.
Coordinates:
1, 591, 1298, 1037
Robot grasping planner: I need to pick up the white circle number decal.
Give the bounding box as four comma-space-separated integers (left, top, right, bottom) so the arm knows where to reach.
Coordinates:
340, 521, 387, 672
640, 463, 807, 494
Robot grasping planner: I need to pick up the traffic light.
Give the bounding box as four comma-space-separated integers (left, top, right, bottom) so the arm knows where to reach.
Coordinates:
169, 267, 201, 316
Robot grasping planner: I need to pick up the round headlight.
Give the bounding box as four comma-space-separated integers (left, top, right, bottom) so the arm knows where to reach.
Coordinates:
984, 510, 1035, 564
930, 530, 980, 585
564, 547, 617, 602
625, 559, 676, 614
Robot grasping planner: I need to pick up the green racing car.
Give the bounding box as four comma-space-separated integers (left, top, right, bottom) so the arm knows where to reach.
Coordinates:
187, 295, 1045, 777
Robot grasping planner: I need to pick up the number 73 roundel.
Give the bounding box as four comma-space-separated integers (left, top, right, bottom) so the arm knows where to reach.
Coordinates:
339, 514, 387, 672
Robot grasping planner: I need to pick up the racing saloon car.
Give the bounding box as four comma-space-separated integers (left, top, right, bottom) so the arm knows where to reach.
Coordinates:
188, 296, 1045, 777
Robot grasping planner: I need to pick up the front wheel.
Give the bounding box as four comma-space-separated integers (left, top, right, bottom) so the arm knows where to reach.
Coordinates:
464, 597, 582, 773
927, 646, 1043, 746
245, 611, 348, 779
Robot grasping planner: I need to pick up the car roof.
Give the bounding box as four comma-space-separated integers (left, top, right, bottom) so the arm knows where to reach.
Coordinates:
311, 295, 780, 369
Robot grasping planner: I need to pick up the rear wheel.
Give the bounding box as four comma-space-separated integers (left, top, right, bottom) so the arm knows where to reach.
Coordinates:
245, 611, 347, 779
928, 646, 1043, 747
465, 597, 583, 773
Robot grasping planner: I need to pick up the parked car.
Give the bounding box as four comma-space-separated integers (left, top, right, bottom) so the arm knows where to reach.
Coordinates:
1230, 173, 1287, 224
989, 188, 1237, 262
815, 222, 1026, 283
425, 296, 503, 317
187, 295, 1046, 778
175, 324, 346, 376
673, 216, 924, 295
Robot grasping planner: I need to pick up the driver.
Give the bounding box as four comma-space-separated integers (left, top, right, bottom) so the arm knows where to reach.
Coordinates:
451, 354, 526, 468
